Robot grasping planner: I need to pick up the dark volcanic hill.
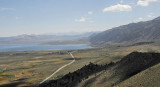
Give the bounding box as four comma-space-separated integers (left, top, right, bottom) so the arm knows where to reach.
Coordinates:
90, 16, 160, 46
35, 52, 160, 87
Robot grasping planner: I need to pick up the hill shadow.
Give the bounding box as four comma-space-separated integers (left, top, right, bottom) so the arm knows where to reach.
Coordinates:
0, 82, 24, 87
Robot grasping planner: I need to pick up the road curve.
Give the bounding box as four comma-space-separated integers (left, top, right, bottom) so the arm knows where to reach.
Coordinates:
39, 52, 75, 84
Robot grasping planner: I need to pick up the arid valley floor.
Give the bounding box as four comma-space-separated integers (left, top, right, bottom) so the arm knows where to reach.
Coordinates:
0, 43, 160, 87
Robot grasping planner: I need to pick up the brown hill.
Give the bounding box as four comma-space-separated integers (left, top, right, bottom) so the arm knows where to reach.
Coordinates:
90, 16, 160, 46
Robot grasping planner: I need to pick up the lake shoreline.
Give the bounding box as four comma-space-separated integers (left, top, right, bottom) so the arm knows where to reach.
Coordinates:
0, 44, 92, 52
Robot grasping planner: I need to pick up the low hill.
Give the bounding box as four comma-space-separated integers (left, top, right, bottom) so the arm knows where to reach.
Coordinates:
90, 16, 160, 46
79, 52, 160, 87
36, 52, 160, 87
116, 62, 160, 87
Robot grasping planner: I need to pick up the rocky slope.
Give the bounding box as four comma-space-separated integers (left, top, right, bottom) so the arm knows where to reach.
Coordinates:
36, 52, 160, 87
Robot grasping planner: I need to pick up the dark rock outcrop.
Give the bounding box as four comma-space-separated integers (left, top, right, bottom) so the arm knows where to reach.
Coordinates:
36, 62, 114, 87
36, 52, 160, 87
117, 52, 160, 80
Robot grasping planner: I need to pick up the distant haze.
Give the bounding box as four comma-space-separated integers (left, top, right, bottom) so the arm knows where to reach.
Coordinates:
0, 31, 98, 45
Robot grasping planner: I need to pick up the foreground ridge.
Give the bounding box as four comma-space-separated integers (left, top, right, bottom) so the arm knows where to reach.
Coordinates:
36, 62, 114, 87
36, 52, 160, 87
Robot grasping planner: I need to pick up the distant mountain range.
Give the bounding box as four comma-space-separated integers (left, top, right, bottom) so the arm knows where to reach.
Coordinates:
1, 16, 160, 46
0, 32, 99, 45
90, 16, 160, 46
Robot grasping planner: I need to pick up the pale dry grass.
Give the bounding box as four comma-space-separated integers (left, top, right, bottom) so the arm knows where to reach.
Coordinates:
1, 44, 160, 87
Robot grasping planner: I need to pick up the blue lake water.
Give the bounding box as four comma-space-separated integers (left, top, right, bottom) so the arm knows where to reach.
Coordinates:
0, 44, 91, 52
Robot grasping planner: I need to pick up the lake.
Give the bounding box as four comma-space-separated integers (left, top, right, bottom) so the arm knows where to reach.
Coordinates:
0, 44, 91, 52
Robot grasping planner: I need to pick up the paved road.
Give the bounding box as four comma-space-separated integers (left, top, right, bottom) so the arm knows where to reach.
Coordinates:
39, 52, 75, 84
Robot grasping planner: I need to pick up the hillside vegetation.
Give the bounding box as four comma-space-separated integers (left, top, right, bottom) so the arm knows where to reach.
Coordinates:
37, 52, 160, 87
116, 63, 160, 87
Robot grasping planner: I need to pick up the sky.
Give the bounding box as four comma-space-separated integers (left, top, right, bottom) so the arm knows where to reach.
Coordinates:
0, 0, 160, 37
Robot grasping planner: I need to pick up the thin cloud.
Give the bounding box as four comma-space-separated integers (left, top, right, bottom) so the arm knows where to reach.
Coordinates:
133, 17, 143, 22
137, 0, 158, 6
88, 11, 93, 15
103, 4, 132, 12
75, 17, 86, 22
147, 13, 155, 18
120, 0, 124, 3
0, 8, 15, 11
